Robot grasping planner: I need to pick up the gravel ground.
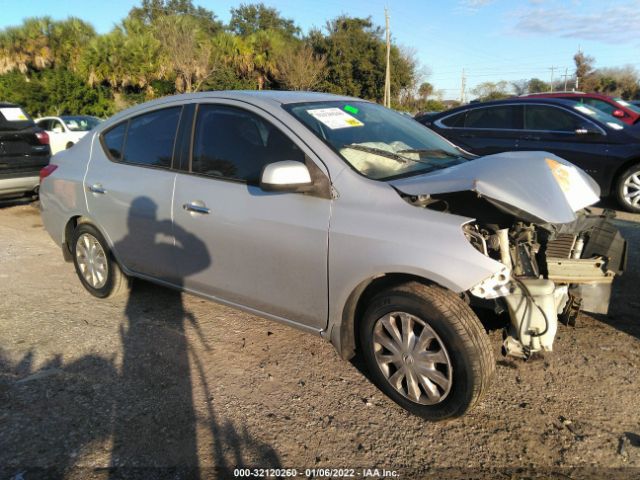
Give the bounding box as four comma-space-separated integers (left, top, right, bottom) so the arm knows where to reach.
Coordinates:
0, 200, 639, 480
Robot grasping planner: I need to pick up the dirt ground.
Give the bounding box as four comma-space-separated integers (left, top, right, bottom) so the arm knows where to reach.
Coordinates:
0, 200, 639, 480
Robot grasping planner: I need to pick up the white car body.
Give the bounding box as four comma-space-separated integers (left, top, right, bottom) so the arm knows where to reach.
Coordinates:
35, 116, 100, 155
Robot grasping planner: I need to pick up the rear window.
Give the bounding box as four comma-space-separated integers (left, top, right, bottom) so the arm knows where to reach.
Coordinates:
0, 106, 34, 130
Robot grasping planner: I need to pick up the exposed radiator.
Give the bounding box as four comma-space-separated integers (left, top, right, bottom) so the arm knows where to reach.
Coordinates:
546, 233, 576, 259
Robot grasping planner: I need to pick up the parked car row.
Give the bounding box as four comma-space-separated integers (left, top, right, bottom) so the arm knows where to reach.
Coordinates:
0, 105, 101, 201
40, 91, 626, 420
35, 115, 101, 154
0, 103, 51, 200
416, 95, 640, 212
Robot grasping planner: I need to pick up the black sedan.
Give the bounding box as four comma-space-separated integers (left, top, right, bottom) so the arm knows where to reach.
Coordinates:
416, 98, 640, 212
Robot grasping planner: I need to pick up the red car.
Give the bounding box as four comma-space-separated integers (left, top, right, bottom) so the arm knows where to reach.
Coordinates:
522, 92, 640, 125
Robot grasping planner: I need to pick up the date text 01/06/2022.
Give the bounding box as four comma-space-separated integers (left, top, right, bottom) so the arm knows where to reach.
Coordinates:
233, 468, 399, 478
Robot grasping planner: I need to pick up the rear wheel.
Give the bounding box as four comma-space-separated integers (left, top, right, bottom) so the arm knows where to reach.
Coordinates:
65, 141, 74, 149
71, 224, 129, 298
359, 282, 495, 420
616, 164, 640, 213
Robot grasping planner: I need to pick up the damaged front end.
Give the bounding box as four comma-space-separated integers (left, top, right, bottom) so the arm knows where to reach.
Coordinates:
392, 152, 627, 359
462, 213, 626, 359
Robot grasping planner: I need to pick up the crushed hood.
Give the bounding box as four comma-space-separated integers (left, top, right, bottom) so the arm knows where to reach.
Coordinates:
389, 151, 601, 224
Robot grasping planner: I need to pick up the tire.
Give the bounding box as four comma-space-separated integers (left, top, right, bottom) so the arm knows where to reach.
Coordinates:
615, 164, 640, 213
359, 281, 495, 420
65, 142, 74, 149
71, 223, 130, 298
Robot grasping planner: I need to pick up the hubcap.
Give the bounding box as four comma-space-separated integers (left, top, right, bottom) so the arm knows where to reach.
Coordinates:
623, 172, 640, 208
373, 312, 453, 405
75, 233, 108, 289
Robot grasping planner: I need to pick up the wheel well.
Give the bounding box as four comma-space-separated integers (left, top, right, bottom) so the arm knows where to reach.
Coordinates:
62, 215, 90, 261
336, 273, 436, 360
611, 158, 640, 195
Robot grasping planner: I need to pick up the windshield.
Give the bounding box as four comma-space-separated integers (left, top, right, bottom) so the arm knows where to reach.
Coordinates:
285, 101, 468, 180
616, 98, 640, 114
62, 116, 101, 132
572, 104, 626, 130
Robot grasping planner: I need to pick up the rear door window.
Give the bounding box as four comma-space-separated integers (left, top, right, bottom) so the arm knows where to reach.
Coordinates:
524, 105, 582, 132
122, 107, 181, 168
464, 106, 520, 129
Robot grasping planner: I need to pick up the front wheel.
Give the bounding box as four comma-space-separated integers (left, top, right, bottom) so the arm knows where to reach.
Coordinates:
72, 224, 130, 298
616, 164, 640, 213
359, 282, 495, 420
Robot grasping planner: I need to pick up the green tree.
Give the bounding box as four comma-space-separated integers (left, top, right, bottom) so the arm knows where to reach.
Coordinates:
574, 50, 595, 90
309, 16, 415, 102
276, 45, 326, 91
471, 81, 511, 101
418, 82, 434, 100
128, 0, 222, 33
229, 3, 300, 37
528, 78, 549, 93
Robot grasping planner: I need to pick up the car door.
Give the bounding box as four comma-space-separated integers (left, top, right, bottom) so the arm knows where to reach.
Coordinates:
85, 105, 183, 280
435, 105, 522, 155
172, 102, 331, 330
516, 104, 611, 187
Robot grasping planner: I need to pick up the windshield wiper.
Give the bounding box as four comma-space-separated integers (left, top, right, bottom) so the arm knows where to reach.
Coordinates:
397, 148, 461, 158
343, 144, 434, 166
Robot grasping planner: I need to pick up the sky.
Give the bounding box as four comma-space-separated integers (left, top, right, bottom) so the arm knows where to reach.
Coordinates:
0, 0, 638, 99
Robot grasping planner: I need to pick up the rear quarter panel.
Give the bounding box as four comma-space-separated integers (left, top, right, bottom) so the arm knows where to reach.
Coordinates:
40, 133, 93, 247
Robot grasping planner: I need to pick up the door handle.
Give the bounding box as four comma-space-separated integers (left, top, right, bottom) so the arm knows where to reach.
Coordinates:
88, 183, 106, 194
183, 202, 210, 215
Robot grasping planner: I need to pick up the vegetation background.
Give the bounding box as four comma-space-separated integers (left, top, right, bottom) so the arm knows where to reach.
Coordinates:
0, 0, 637, 117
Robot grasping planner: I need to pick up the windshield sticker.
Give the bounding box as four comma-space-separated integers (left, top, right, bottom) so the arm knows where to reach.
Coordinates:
307, 108, 364, 129
343, 104, 359, 115
0, 107, 28, 121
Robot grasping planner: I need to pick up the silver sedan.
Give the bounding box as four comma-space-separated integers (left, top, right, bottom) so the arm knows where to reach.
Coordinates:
39, 91, 625, 419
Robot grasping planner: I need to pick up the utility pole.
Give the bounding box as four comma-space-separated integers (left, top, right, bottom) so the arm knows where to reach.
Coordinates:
549, 66, 557, 92
383, 7, 391, 108
460, 68, 466, 104
561, 67, 570, 91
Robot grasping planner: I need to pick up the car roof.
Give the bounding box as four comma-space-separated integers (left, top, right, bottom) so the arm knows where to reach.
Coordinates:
428, 97, 584, 119
102, 90, 365, 128
0, 102, 19, 108
523, 91, 616, 100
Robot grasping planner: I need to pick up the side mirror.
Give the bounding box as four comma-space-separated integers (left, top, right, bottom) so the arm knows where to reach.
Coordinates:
612, 109, 625, 118
260, 161, 313, 192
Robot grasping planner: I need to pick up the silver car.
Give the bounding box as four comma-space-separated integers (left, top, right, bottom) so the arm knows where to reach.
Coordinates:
40, 91, 626, 420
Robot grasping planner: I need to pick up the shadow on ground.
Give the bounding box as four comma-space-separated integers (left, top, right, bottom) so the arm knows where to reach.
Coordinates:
0, 197, 280, 479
